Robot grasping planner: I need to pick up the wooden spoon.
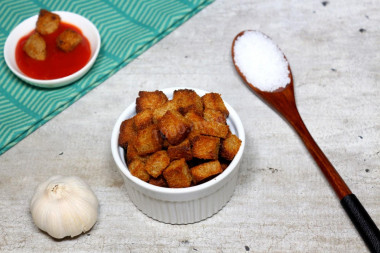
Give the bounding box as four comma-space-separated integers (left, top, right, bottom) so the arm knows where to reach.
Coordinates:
232, 30, 380, 252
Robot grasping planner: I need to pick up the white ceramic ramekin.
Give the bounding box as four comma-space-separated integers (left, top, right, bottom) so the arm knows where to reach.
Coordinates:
111, 87, 245, 224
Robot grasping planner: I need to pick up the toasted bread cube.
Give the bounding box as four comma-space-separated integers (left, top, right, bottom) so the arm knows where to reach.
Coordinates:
200, 121, 229, 138
56, 29, 82, 52
191, 135, 220, 160
202, 93, 229, 117
118, 118, 137, 149
136, 90, 168, 113
133, 109, 153, 130
144, 150, 170, 178
163, 159, 192, 188
36, 9, 61, 35
191, 160, 223, 184
125, 143, 147, 164
173, 89, 203, 115
158, 110, 191, 145
152, 100, 178, 123
203, 109, 226, 124
129, 159, 150, 182
220, 133, 242, 160
134, 125, 163, 156
167, 139, 192, 161
23, 33, 46, 61
149, 176, 168, 187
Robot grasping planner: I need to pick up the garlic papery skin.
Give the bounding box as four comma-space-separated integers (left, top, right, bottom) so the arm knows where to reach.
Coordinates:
30, 175, 99, 239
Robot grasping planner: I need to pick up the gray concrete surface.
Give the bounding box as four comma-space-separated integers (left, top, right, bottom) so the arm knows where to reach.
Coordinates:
0, 0, 379, 252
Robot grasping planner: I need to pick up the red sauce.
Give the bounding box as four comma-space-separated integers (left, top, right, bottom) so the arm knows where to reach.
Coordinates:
15, 22, 91, 80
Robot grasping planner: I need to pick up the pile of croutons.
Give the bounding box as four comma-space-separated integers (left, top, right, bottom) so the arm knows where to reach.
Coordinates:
23, 9, 83, 61
118, 89, 242, 188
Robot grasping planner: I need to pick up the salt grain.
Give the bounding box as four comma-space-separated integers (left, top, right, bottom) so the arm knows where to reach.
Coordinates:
233, 31, 290, 92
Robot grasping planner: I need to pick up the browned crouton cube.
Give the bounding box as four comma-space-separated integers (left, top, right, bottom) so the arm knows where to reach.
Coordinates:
129, 159, 150, 182
149, 176, 168, 187
173, 89, 203, 115
136, 91, 168, 113
118, 118, 137, 149
203, 109, 226, 124
56, 29, 83, 52
158, 110, 191, 145
202, 93, 229, 117
163, 159, 192, 188
167, 139, 192, 161
134, 125, 163, 156
133, 109, 153, 130
184, 111, 205, 141
23, 33, 46, 61
126, 143, 147, 165
152, 100, 178, 123
200, 121, 229, 138
220, 133, 242, 160
36, 9, 61, 35
191, 160, 223, 184
144, 150, 170, 178
191, 135, 220, 160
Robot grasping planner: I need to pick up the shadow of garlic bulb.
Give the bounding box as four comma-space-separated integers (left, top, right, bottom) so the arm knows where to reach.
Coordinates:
30, 175, 99, 239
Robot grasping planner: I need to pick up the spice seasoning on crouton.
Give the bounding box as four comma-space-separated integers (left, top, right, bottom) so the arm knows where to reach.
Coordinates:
118, 118, 136, 149
173, 89, 203, 116
191, 160, 223, 184
36, 9, 61, 35
191, 135, 220, 160
163, 159, 192, 188
220, 133, 242, 160
134, 125, 163, 156
23, 33, 46, 61
136, 91, 168, 113
56, 29, 83, 52
129, 159, 150, 182
118, 89, 242, 188
167, 139, 193, 161
158, 110, 191, 145
202, 93, 229, 117
145, 150, 170, 178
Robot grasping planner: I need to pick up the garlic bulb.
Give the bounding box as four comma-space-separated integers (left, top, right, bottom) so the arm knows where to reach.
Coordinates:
30, 175, 99, 239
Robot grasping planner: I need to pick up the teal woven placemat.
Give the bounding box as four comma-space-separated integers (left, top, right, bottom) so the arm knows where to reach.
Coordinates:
0, 0, 214, 155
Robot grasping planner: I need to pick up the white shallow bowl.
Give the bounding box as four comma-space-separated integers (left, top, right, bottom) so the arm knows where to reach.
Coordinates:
111, 87, 245, 224
4, 11, 101, 88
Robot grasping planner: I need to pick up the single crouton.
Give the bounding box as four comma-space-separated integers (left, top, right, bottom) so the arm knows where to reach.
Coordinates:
167, 139, 192, 161
202, 93, 229, 117
36, 9, 61, 35
220, 162, 230, 171
23, 33, 46, 61
220, 133, 242, 160
129, 159, 150, 182
203, 108, 226, 124
148, 176, 168, 187
56, 29, 82, 52
173, 89, 203, 115
125, 143, 147, 164
191, 160, 223, 184
158, 110, 191, 145
191, 135, 220, 160
118, 118, 137, 149
134, 125, 163, 156
163, 159, 192, 188
200, 121, 229, 138
136, 90, 168, 113
144, 150, 170, 178
152, 100, 178, 123
133, 109, 153, 130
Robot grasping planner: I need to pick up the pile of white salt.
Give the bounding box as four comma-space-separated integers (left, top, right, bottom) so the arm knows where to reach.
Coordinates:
233, 31, 290, 92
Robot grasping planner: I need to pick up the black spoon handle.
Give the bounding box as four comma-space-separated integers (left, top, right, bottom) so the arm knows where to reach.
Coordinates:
341, 194, 380, 252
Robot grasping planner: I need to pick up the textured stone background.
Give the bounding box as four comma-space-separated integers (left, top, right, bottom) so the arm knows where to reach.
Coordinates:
1, 0, 379, 252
